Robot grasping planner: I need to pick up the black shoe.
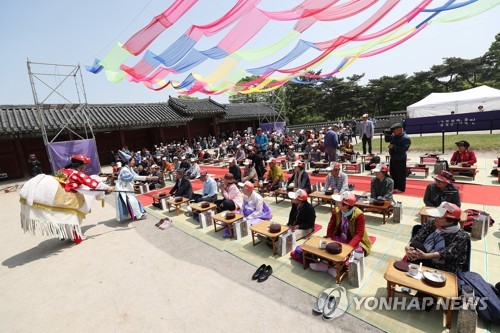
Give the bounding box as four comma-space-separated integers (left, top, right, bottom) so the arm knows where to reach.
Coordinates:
257, 265, 273, 282
252, 264, 266, 280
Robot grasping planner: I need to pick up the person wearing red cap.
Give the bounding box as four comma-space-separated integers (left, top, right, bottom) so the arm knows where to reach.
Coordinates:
310, 192, 372, 276
405, 202, 470, 274
328, 192, 372, 255
287, 189, 316, 240
239, 181, 271, 226
370, 164, 394, 202
423, 171, 461, 208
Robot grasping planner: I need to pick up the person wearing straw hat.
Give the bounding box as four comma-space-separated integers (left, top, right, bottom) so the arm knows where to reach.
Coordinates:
239, 181, 272, 226
287, 189, 315, 241
116, 150, 157, 222
423, 171, 460, 208
241, 159, 258, 183
405, 202, 469, 274
310, 192, 372, 276
286, 161, 311, 193
370, 164, 394, 202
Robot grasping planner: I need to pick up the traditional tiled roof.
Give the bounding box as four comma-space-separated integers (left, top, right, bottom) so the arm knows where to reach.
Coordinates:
168, 96, 226, 117
222, 103, 278, 121
0, 103, 192, 134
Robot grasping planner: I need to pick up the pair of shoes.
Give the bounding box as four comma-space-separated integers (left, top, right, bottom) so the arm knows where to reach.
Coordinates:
313, 288, 341, 320
257, 265, 272, 282
157, 219, 173, 230
313, 288, 332, 314
252, 264, 266, 280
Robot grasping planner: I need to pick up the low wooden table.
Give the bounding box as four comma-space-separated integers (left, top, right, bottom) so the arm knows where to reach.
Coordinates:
360, 154, 374, 164
274, 188, 290, 204
418, 206, 468, 228
312, 161, 329, 172
152, 193, 169, 207
342, 162, 362, 173
250, 221, 290, 255
384, 259, 458, 329
212, 212, 244, 238
419, 154, 439, 165
406, 164, 430, 178
190, 202, 217, 215
449, 165, 478, 180
301, 236, 354, 284
165, 197, 190, 215
309, 191, 335, 210
354, 198, 392, 224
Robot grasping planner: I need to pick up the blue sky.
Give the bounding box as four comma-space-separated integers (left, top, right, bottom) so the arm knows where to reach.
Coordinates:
1, 0, 498, 106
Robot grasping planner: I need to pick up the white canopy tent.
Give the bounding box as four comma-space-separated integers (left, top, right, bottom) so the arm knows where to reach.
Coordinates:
407, 85, 500, 118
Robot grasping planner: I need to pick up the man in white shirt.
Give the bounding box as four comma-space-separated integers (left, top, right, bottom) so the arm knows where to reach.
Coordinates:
359, 113, 375, 155
187, 158, 200, 179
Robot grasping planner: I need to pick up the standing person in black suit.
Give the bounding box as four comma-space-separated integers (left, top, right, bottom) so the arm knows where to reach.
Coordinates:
389, 123, 411, 193
169, 169, 193, 199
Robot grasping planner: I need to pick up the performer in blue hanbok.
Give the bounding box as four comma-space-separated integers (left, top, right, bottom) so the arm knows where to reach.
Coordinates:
115, 151, 157, 221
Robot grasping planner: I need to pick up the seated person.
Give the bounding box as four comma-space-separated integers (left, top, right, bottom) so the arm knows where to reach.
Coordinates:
169, 168, 193, 199
424, 171, 461, 207
370, 164, 394, 202
324, 162, 349, 194
405, 202, 469, 274
228, 158, 242, 182
202, 149, 211, 160
136, 164, 149, 176
309, 143, 322, 167
148, 164, 165, 190
186, 158, 200, 179
235, 145, 246, 163
286, 161, 311, 193
215, 173, 243, 213
241, 159, 258, 183
287, 189, 315, 240
285, 146, 296, 162
265, 158, 285, 191
192, 171, 218, 203
310, 192, 373, 277
364, 155, 381, 171
340, 140, 355, 161
450, 140, 477, 177
239, 181, 272, 226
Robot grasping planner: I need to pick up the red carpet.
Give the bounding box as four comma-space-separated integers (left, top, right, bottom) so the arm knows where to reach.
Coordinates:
137, 165, 500, 207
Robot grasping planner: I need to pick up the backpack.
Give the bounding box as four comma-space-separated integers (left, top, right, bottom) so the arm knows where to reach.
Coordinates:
433, 159, 449, 174
463, 209, 495, 232
457, 271, 500, 324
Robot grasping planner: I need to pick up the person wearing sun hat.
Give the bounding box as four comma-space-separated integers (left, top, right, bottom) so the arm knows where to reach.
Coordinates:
370, 163, 394, 202
216, 173, 243, 213
286, 161, 311, 193
405, 202, 470, 274
239, 181, 272, 226
287, 189, 316, 240
309, 192, 372, 277
423, 170, 461, 208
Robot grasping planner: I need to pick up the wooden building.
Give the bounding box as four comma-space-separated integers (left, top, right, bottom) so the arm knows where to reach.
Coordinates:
0, 97, 277, 180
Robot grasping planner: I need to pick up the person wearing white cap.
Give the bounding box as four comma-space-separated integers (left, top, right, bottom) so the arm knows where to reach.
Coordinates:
239, 181, 272, 226
324, 163, 349, 194
265, 158, 285, 191
359, 114, 374, 155
235, 144, 245, 163
287, 189, 315, 240
310, 192, 372, 276
370, 164, 394, 202
187, 158, 200, 179
241, 159, 258, 183
179, 155, 191, 171
405, 202, 469, 274
172, 156, 181, 170
148, 164, 165, 190
286, 161, 311, 193
228, 158, 242, 182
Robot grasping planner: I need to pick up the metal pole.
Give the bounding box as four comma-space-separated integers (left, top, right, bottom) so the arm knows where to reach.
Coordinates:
491, 119, 493, 134
379, 133, 383, 154
442, 131, 445, 154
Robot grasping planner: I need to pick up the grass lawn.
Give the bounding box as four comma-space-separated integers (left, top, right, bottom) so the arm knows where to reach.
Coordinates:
352, 133, 500, 153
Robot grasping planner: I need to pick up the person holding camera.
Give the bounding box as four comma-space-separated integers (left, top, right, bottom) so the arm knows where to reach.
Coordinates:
388, 123, 411, 193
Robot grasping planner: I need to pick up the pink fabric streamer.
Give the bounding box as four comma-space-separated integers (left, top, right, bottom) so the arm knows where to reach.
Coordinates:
123, 0, 199, 55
